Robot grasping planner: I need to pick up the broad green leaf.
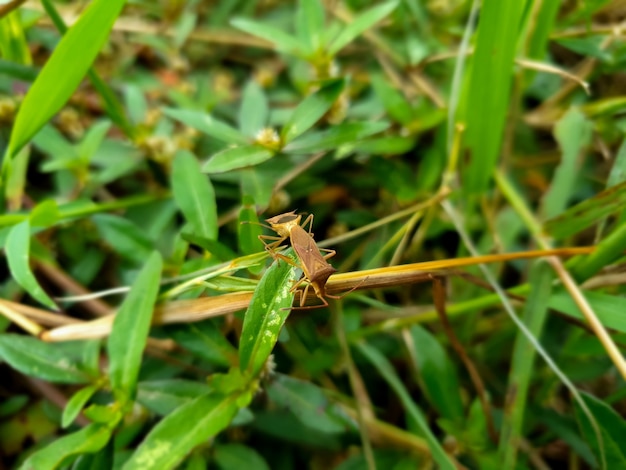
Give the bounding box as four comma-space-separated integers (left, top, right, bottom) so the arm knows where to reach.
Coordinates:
408, 325, 464, 425
328, 1, 399, 56
371, 73, 414, 126
239, 250, 299, 377
30, 199, 59, 228
163, 108, 248, 145
238, 196, 263, 257
240, 168, 274, 208
267, 374, 352, 434
281, 78, 345, 144
172, 151, 218, 240
5, 219, 57, 309
296, 0, 325, 55
213, 443, 270, 470
137, 379, 213, 416
19, 423, 111, 470
202, 145, 273, 174
0, 335, 91, 384
285, 121, 390, 153
107, 251, 162, 401
169, 322, 238, 367
7, 0, 126, 159
122, 393, 239, 470
356, 341, 456, 470
548, 288, 626, 333
575, 392, 626, 468
78, 120, 111, 160
62, 384, 99, 428
542, 107, 593, 219
92, 214, 154, 264
462, 0, 526, 193
231, 17, 305, 55
239, 81, 269, 138
544, 180, 626, 239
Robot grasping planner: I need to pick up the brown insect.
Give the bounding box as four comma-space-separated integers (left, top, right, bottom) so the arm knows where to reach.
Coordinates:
259, 211, 347, 310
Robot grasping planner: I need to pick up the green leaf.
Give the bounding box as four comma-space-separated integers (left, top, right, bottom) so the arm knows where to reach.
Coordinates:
328, 1, 399, 56
172, 150, 218, 240
5, 219, 57, 309
574, 392, 626, 468
239, 250, 300, 377
163, 108, 248, 145
238, 196, 263, 258
408, 325, 464, 425
462, 0, 526, 193
92, 214, 154, 264
231, 18, 305, 55
285, 121, 390, 153
19, 423, 111, 470
169, 322, 238, 367
122, 393, 239, 470
356, 341, 456, 470
78, 120, 111, 160
548, 288, 626, 333
267, 374, 352, 434
542, 107, 593, 219
202, 145, 274, 174
371, 73, 414, 125
107, 251, 162, 401
239, 81, 269, 138
213, 443, 270, 470
0, 335, 91, 384
62, 384, 99, 428
544, 180, 626, 240
280, 78, 345, 144
6, 0, 126, 159
296, 0, 325, 55
137, 379, 213, 416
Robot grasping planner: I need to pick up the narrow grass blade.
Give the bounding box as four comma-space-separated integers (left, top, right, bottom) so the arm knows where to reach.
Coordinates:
5, 219, 57, 309
122, 393, 239, 470
544, 180, 626, 240
19, 423, 111, 470
202, 145, 273, 174
239, 251, 299, 377
542, 107, 593, 219
0, 334, 91, 384
172, 150, 218, 240
92, 214, 154, 264
499, 261, 553, 467
462, 0, 526, 192
163, 108, 248, 145
328, 1, 399, 56
6, 0, 126, 159
281, 78, 345, 144
567, 219, 626, 282
355, 341, 456, 470
107, 251, 162, 402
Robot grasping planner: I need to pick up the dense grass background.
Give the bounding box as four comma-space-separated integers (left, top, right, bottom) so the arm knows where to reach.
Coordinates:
1, 0, 626, 468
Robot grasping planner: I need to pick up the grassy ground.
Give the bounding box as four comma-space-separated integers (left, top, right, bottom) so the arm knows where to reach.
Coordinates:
1, 1, 626, 469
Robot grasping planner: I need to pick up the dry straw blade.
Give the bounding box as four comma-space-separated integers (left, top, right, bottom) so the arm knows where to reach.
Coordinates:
36, 246, 598, 342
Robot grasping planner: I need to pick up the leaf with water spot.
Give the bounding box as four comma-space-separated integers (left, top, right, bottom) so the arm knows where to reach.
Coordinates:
239, 250, 299, 377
